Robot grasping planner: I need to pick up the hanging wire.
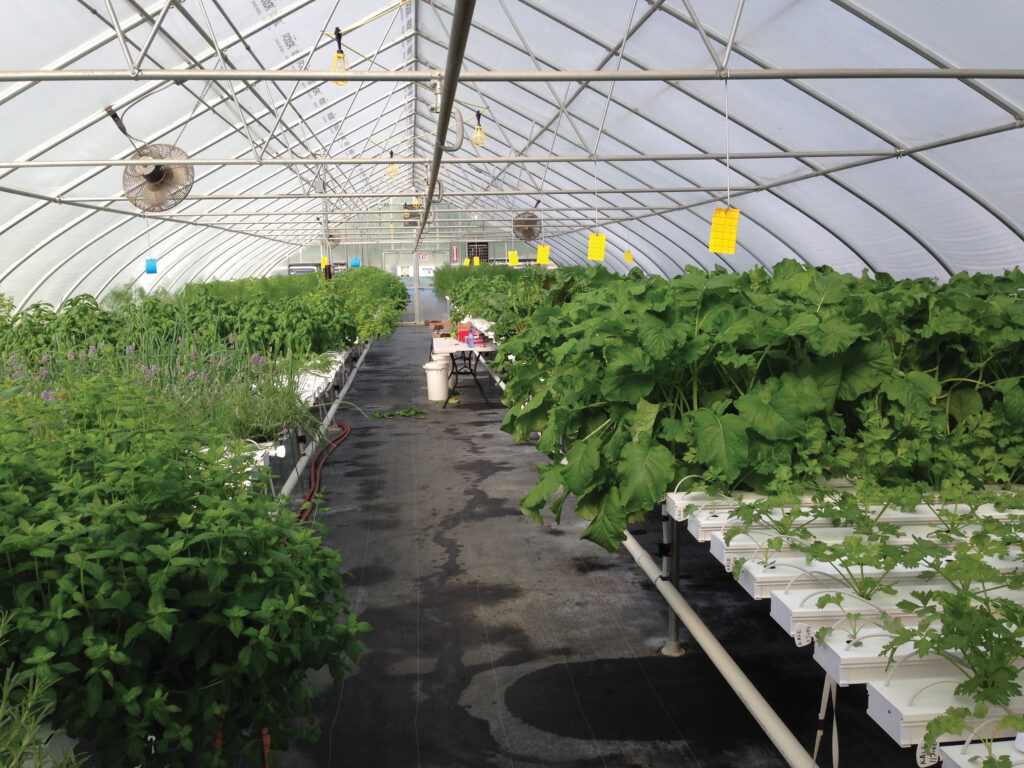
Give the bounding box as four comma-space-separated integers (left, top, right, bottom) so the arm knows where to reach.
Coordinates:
593, 0, 639, 156
143, 214, 155, 273
593, 159, 599, 230
724, 78, 731, 208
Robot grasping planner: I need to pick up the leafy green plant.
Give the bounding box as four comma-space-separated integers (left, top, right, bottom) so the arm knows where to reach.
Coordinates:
373, 407, 427, 419
0, 378, 368, 767
498, 262, 1024, 551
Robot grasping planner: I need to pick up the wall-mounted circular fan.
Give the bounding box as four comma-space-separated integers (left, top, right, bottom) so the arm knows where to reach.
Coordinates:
320, 228, 342, 247
512, 210, 542, 241
122, 144, 194, 212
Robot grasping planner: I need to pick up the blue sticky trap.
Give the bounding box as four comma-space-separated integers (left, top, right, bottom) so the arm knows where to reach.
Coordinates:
145, 258, 157, 274
350, 256, 361, 268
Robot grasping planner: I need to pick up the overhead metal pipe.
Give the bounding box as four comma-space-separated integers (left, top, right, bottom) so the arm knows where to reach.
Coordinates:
0, 67, 1022, 83
131, 0, 176, 71
152, 204, 703, 216
59, 186, 748, 202
0, 149, 894, 169
412, 0, 476, 253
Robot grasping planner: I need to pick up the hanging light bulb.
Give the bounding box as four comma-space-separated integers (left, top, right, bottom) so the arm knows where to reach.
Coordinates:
331, 27, 349, 86
386, 150, 398, 180
472, 110, 486, 147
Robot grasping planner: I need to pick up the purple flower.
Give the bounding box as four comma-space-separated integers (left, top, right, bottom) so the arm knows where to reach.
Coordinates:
209, 353, 217, 365
10, 370, 21, 380
249, 353, 266, 370
78, 351, 86, 361
88, 345, 96, 355
40, 389, 57, 402
66, 352, 75, 361
37, 367, 48, 380
40, 353, 51, 363
186, 370, 197, 380
7, 353, 16, 364
125, 345, 134, 356
178, 336, 184, 346
190, 347, 197, 361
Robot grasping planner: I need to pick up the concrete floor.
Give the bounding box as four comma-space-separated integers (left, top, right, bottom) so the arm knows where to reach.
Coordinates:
275, 288, 913, 768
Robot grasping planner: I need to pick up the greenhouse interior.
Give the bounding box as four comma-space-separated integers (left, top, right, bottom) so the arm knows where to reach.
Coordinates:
2, 1, 1024, 767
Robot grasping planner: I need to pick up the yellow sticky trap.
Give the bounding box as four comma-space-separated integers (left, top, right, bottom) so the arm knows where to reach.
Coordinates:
709, 207, 741, 254
536, 244, 550, 264
588, 233, 606, 261
331, 52, 349, 85
624, 250, 633, 264
509, 250, 519, 266
473, 256, 480, 266
321, 255, 328, 268
463, 257, 470, 267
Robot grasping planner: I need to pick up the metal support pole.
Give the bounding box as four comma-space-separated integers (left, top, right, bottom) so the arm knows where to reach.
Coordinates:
660, 504, 684, 657
1, 67, 1022, 83
0, 149, 897, 169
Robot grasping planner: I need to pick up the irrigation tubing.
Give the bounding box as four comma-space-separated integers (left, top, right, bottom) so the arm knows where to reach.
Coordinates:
298, 420, 351, 521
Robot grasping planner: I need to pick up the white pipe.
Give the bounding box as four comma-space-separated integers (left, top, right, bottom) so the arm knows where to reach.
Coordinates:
279, 341, 372, 498
622, 530, 819, 768
1, 67, 1022, 83
0, 149, 895, 168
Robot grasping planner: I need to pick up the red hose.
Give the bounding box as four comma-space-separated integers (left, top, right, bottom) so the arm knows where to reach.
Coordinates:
298, 420, 351, 521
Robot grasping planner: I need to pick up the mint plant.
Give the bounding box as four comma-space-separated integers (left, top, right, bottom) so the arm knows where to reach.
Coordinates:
0, 379, 369, 767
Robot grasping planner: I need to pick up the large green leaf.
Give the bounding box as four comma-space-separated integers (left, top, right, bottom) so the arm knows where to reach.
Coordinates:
632, 399, 660, 440
882, 370, 942, 407
579, 488, 628, 552
948, 387, 983, 422
773, 373, 827, 418
618, 433, 675, 510
637, 313, 674, 358
995, 378, 1024, 425
520, 464, 563, 523
805, 317, 864, 356
837, 341, 895, 401
693, 409, 749, 484
600, 371, 655, 403
562, 440, 601, 494
736, 387, 797, 440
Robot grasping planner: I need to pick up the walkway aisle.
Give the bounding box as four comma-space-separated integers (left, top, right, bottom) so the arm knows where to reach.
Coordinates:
278, 317, 911, 768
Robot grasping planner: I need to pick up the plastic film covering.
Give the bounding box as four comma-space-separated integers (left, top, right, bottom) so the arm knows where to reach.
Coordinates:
0, 0, 1022, 307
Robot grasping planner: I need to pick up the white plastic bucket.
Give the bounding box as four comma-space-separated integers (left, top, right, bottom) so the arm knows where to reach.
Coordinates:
423, 361, 449, 401
431, 352, 454, 387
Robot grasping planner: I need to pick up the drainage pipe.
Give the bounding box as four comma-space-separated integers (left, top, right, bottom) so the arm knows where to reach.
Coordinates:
622, 530, 819, 768
412, 0, 476, 252
280, 341, 372, 498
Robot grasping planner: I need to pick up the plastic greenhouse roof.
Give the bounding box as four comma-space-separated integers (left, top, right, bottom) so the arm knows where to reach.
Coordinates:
1, 0, 1023, 307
